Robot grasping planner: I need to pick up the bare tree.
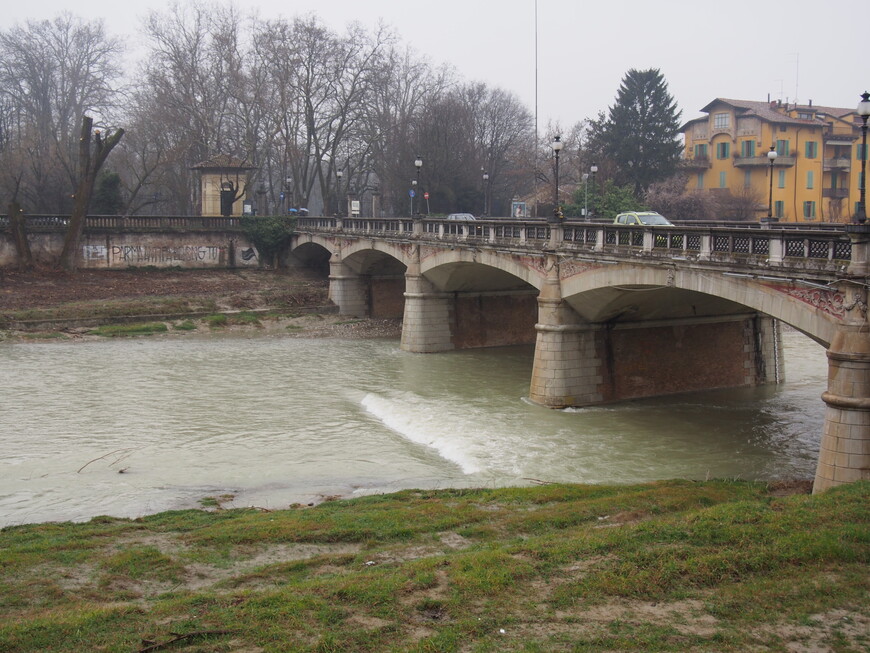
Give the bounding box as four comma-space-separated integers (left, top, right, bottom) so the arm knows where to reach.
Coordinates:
0, 14, 123, 213
58, 115, 124, 271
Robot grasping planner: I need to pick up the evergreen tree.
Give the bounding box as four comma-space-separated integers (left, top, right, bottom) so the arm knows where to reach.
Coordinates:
602, 69, 683, 197
91, 171, 125, 215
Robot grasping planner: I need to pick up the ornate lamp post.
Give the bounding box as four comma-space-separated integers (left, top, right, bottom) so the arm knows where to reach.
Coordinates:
482, 170, 489, 216
414, 156, 423, 216
767, 145, 777, 220
582, 172, 589, 220
590, 162, 598, 218
336, 169, 343, 216
550, 135, 563, 223
855, 91, 870, 224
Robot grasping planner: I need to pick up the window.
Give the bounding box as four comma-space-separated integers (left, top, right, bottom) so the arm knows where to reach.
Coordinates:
744, 170, 752, 188
798, 112, 814, 120
775, 201, 785, 218
806, 170, 814, 189
805, 141, 818, 159
778, 170, 786, 188
804, 201, 816, 219
776, 139, 790, 156
694, 144, 708, 159
696, 173, 704, 189
719, 171, 727, 188
714, 113, 729, 129
716, 142, 730, 159
741, 140, 756, 157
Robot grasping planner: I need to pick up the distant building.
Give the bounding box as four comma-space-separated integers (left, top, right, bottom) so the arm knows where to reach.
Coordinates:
682, 98, 863, 223
191, 155, 256, 217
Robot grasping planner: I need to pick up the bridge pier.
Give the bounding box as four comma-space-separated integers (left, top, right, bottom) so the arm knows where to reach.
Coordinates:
328, 258, 368, 317
815, 324, 870, 492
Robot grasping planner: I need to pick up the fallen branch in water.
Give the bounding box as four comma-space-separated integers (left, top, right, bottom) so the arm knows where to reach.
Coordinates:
76, 448, 136, 474
137, 630, 236, 652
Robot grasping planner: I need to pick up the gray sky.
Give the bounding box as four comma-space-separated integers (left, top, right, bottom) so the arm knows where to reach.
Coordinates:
3, 0, 865, 130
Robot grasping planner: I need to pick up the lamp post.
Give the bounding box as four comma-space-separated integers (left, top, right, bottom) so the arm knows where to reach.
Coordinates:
582, 172, 589, 220
482, 170, 489, 216
550, 135, 563, 222
414, 156, 423, 217
336, 169, 343, 216
855, 91, 870, 224
767, 145, 777, 220
590, 162, 598, 218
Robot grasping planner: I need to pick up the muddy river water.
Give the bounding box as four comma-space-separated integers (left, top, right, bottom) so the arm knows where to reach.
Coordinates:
0, 328, 826, 526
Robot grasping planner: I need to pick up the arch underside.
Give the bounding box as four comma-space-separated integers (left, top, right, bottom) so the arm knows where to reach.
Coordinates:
292, 238, 839, 346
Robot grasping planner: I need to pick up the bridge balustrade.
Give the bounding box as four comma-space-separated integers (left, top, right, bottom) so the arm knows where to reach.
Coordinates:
295, 217, 854, 272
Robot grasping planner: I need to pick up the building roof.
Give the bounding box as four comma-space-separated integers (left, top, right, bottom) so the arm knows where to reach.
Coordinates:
190, 154, 257, 171
700, 98, 815, 125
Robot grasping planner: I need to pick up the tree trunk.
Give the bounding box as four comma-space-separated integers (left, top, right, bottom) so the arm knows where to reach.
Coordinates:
57, 115, 124, 272
8, 201, 34, 271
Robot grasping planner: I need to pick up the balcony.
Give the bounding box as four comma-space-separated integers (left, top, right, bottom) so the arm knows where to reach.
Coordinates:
823, 157, 851, 170
823, 188, 849, 199
680, 156, 711, 170
733, 155, 796, 167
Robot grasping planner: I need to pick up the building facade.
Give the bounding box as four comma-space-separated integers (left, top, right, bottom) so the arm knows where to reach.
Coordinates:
682, 98, 863, 223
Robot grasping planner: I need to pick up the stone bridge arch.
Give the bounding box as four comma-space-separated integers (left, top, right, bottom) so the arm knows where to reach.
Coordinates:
559, 263, 840, 346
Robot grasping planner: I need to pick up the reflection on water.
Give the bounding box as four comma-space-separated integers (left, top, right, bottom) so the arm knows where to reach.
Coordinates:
0, 329, 826, 526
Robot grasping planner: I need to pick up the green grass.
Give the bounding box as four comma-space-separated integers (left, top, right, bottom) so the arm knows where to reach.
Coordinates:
0, 480, 867, 652
87, 322, 169, 337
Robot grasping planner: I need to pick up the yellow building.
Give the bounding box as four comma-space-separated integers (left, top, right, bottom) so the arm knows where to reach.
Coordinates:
682, 98, 864, 223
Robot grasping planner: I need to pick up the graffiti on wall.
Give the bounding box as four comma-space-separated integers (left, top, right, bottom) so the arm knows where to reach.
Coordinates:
82, 244, 243, 265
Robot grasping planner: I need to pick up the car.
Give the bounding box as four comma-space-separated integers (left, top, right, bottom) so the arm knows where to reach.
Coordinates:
613, 211, 672, 226
446, 213, 476, 221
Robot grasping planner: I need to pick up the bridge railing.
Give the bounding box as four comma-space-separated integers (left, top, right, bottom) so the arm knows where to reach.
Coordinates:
296, 216, 854, 271
0, 215, 245, 230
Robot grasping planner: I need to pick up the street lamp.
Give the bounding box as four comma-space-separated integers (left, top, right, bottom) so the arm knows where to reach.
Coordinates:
482, 170, 489, 216
551, 135, 563, 222
336, 169, 344, 216
411, 178, 418, 216
855, 91, 870, 224
767, 145, 777, 220
582, 172, 589, 221
590, 162, 598, 218
414, 156, 423, 216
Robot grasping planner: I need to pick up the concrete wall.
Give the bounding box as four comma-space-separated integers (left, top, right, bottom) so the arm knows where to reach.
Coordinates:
370, 277, 405, 318
452, 292, 538, 349
603, 317, 780, 402
1, 231, 260, 269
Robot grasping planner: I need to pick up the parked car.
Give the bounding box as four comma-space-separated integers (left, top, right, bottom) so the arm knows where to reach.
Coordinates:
613, 211, 672, 226
446, 213, 476, 221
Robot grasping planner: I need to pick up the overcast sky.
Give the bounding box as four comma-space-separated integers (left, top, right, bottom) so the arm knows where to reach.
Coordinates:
2, 0, 865, 131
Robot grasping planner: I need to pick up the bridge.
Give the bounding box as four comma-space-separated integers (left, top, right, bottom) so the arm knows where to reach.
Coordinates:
292, 216, 870, 494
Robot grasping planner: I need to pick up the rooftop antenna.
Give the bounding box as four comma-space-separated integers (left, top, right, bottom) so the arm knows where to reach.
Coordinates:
792, 52, 800, 105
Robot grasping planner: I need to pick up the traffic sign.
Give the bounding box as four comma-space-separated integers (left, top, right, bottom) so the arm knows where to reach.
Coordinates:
409, 189, 416, 198
424, 192, 429, 200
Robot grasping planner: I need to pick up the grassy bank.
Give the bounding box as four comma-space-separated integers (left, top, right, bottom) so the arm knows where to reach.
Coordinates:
1, 480, 868, 652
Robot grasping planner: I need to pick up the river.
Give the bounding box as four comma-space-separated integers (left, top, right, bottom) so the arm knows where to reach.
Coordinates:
0, 328, 826, 527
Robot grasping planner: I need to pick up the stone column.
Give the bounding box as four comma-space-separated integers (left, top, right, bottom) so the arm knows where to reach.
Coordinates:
813, 272, 870, 492
528, 255, 604, 407
400, 244, 454, 353
328, 254, 368, 317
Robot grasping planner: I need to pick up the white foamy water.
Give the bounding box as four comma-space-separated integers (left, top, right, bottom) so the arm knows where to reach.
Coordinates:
0, 329, 827, 527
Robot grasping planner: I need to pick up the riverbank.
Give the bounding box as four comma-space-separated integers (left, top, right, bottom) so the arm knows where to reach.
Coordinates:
1, 479, 868, 652
0, 267, 402, 341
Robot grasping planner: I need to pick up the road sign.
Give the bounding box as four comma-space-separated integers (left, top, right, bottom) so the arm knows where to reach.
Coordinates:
424, 192, 429, 200
409, 189, 416, 198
